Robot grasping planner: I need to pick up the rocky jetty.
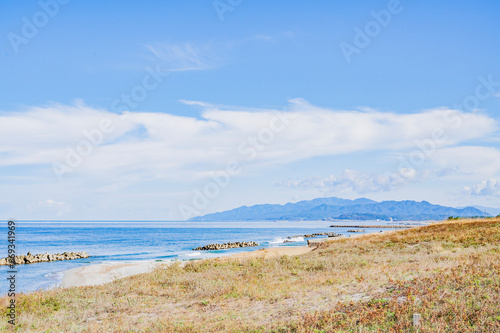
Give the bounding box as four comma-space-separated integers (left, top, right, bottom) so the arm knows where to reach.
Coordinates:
330, 225, 410, 228
297, 232, 342, 238
307, 235, 345, 247
347, 229, 365, 233
0, 252, 89, 265
194, 241, 259, 251
283, 237, 300, 243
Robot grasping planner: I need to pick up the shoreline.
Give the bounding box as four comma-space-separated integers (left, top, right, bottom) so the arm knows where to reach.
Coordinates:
60, 245, 314, 289
60, 226, 421, 289
13, 218, 498, 331
60, 260, 161, 288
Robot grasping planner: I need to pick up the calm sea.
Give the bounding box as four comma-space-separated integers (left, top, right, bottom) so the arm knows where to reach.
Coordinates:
0, 220, 408, 295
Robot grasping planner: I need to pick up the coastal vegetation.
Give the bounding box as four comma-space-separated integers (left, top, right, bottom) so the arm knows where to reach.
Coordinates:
2, 218, 499, 332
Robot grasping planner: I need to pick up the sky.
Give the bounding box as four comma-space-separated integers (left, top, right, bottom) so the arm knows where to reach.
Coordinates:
0, 0, 499, 220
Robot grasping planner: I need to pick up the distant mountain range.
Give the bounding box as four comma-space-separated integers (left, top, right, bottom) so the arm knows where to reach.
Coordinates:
189, 197, 490, 221
470, 205, 500, 216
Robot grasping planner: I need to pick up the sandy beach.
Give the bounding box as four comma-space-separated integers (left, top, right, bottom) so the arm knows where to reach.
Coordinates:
61, 245, 314, 288
60, 260, 162, 288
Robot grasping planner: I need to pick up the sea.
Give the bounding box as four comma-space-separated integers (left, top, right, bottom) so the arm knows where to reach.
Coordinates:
0, 220, 417, 295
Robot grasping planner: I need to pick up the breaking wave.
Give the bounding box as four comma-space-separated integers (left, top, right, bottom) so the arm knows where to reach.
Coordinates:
269, 236, 305, 244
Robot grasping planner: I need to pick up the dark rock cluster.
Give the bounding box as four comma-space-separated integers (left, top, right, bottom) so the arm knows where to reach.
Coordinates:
0, 252, 89, 265
298, 232, 342, 238
194, 241, 259, 251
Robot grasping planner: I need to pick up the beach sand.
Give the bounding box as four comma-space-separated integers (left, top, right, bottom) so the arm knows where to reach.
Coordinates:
60, 261, 161, 288
61, 246, 313, 288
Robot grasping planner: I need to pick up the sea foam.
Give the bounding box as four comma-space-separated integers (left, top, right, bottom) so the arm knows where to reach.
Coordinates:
270, 236, 305, 244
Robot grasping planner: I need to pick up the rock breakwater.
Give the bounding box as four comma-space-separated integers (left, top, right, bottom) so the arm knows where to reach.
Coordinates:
330, 225, 410, 228
0, 252, 89, 265
194, 241, 259, 251
298, 232, 342, 238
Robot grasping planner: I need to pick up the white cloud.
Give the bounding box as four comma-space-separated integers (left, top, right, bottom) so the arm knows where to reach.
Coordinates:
429, 146, 500, 178
39, 199, 67, 207
0, 100, 497, 184
178, 99, 215, 107
34, 199, 71, 217
277, 167, 462, 195
146, 42, 219, 72
277, 169, 418, 194
464, 179, 500, 196
0, 102, 134, 166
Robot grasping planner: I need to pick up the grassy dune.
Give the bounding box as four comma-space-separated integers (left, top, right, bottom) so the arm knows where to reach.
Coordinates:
2, 218, 499, 332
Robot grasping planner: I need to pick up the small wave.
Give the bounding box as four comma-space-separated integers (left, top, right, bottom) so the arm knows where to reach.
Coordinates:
107, 251, 150, 257
270, 236, 305, 244
44, 271, 65, 281
187, 252, 202, 257
44, 271, 66, 289
159, 254, 178, 259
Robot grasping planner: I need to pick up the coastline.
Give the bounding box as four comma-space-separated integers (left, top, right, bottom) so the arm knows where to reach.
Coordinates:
59, 227, 418, 289
11, 218, 498, 331
61, 245, 314, 289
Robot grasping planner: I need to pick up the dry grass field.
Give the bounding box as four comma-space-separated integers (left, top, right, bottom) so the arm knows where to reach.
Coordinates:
2, 218, 499, 332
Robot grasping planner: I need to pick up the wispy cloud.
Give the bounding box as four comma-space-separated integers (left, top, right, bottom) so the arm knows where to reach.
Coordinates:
464, 179, 500, 196
276, 169, 419, 194
277, 167, 462, 195
178, 99, 215, 108
146, 42, 220, 72
145, 32, 299, 72
33, 199, 71, 217
232, 31, 301, 47
428, 146, 500, 179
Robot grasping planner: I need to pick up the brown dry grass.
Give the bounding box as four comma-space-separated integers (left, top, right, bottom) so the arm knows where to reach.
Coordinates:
1, 218, 499, 332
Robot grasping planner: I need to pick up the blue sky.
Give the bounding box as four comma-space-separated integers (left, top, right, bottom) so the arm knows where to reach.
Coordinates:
1, 0, 499, 220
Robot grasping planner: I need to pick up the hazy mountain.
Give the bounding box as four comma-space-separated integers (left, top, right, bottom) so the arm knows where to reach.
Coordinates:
470, 205, 500, 216
189, 197, 488, 221
189, 197, 376, 221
